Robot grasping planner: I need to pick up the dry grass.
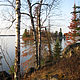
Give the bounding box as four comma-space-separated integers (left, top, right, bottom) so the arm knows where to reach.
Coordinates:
23, 47, 80, 80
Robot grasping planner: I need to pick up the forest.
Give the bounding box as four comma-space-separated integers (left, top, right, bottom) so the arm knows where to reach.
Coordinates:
0, 0, 80, 80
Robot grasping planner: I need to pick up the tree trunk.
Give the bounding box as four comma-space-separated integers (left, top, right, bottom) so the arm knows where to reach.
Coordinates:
37, 9, 41, 68
14, 0, 21, 80
45, 28, 52, 55
27, 0, 38, 67
37, 0, 43, 68
38, 0, 44, 68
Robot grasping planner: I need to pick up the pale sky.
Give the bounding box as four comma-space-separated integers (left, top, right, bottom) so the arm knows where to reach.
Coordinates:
0, 0, 80, 35
51, 0, 80, 33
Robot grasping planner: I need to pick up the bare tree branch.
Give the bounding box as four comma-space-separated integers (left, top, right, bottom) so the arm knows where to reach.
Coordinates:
0, 46, 13, 74
42, 0, 60, 26
21, 12, 30, 16
0, 0, 15, 9
6, 18, 16, 29
31, 2, 49, 7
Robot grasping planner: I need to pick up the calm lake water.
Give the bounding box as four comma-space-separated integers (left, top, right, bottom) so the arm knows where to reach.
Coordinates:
0, 36, 66, 73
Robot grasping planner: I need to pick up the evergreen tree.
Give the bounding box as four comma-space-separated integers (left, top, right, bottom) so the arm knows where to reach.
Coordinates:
53, 38, 62, 60
54, 31, 58, 38
59, 28, 62, 38
65, 3, 80, 45
22, 29, 28, 38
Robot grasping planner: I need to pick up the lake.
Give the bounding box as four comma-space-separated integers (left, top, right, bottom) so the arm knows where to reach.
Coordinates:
0, 36, 66, 73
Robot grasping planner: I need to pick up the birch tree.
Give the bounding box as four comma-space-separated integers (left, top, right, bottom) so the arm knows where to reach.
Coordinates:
14, 0, 21, 79
0, 0, 21, 79
22, 0, 61, 68
0, 0, 61, 75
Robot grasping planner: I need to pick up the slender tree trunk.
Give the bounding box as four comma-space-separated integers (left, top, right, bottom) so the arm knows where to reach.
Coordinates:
37, 0, 43, 68
34, 0, 43, 68
37, 9, 41, 68
27, 0, 38, 67
30, 13, 38, 67
45, 28, 52, 55
14, 0, 21, 80
38, 0, 44, 68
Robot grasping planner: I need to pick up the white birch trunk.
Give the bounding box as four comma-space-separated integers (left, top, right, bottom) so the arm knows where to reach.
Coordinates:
38, 0, 43, 68
14, 0, 21, 80
37, 6, 41, 68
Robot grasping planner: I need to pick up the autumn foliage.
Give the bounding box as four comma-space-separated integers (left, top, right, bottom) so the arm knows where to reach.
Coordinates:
65, 4, 80, 45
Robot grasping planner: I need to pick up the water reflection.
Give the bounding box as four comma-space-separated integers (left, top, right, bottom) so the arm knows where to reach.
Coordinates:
0, 36, 15, 73
0, 36, 66, 73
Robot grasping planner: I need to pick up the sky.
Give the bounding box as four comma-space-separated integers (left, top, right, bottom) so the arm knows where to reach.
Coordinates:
50, 0, 80, 33
0, 0, 80, 35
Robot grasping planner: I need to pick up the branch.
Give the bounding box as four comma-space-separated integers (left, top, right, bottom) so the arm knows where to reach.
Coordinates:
6, 18, 16, 29
0, 4, 15, 9
0, 46, 13, 74
31, 2, 49, 7
0, 0, 15, 9
9, 18, 16, 28
0, 4, 12, 6
21, 12, 30, 17
21, 12, 36, 19
42, 0, 59, 26
6, 0, 15, 9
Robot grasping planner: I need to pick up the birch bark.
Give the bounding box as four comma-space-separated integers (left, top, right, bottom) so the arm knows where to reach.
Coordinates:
14, 0, 21, 80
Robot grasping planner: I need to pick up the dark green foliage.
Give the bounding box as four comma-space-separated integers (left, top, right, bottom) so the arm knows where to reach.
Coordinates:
76, 27, 80, 30
53, 38, 62, 60
22, 28, 34, 39
22, 29, 28, 38
76, 33, 80, 36
54, 31, 58, 37
59, 32, 62, 38
59, 28, 62, 38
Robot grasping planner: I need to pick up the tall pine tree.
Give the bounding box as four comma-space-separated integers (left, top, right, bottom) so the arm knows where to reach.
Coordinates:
65, 3, 80, 45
